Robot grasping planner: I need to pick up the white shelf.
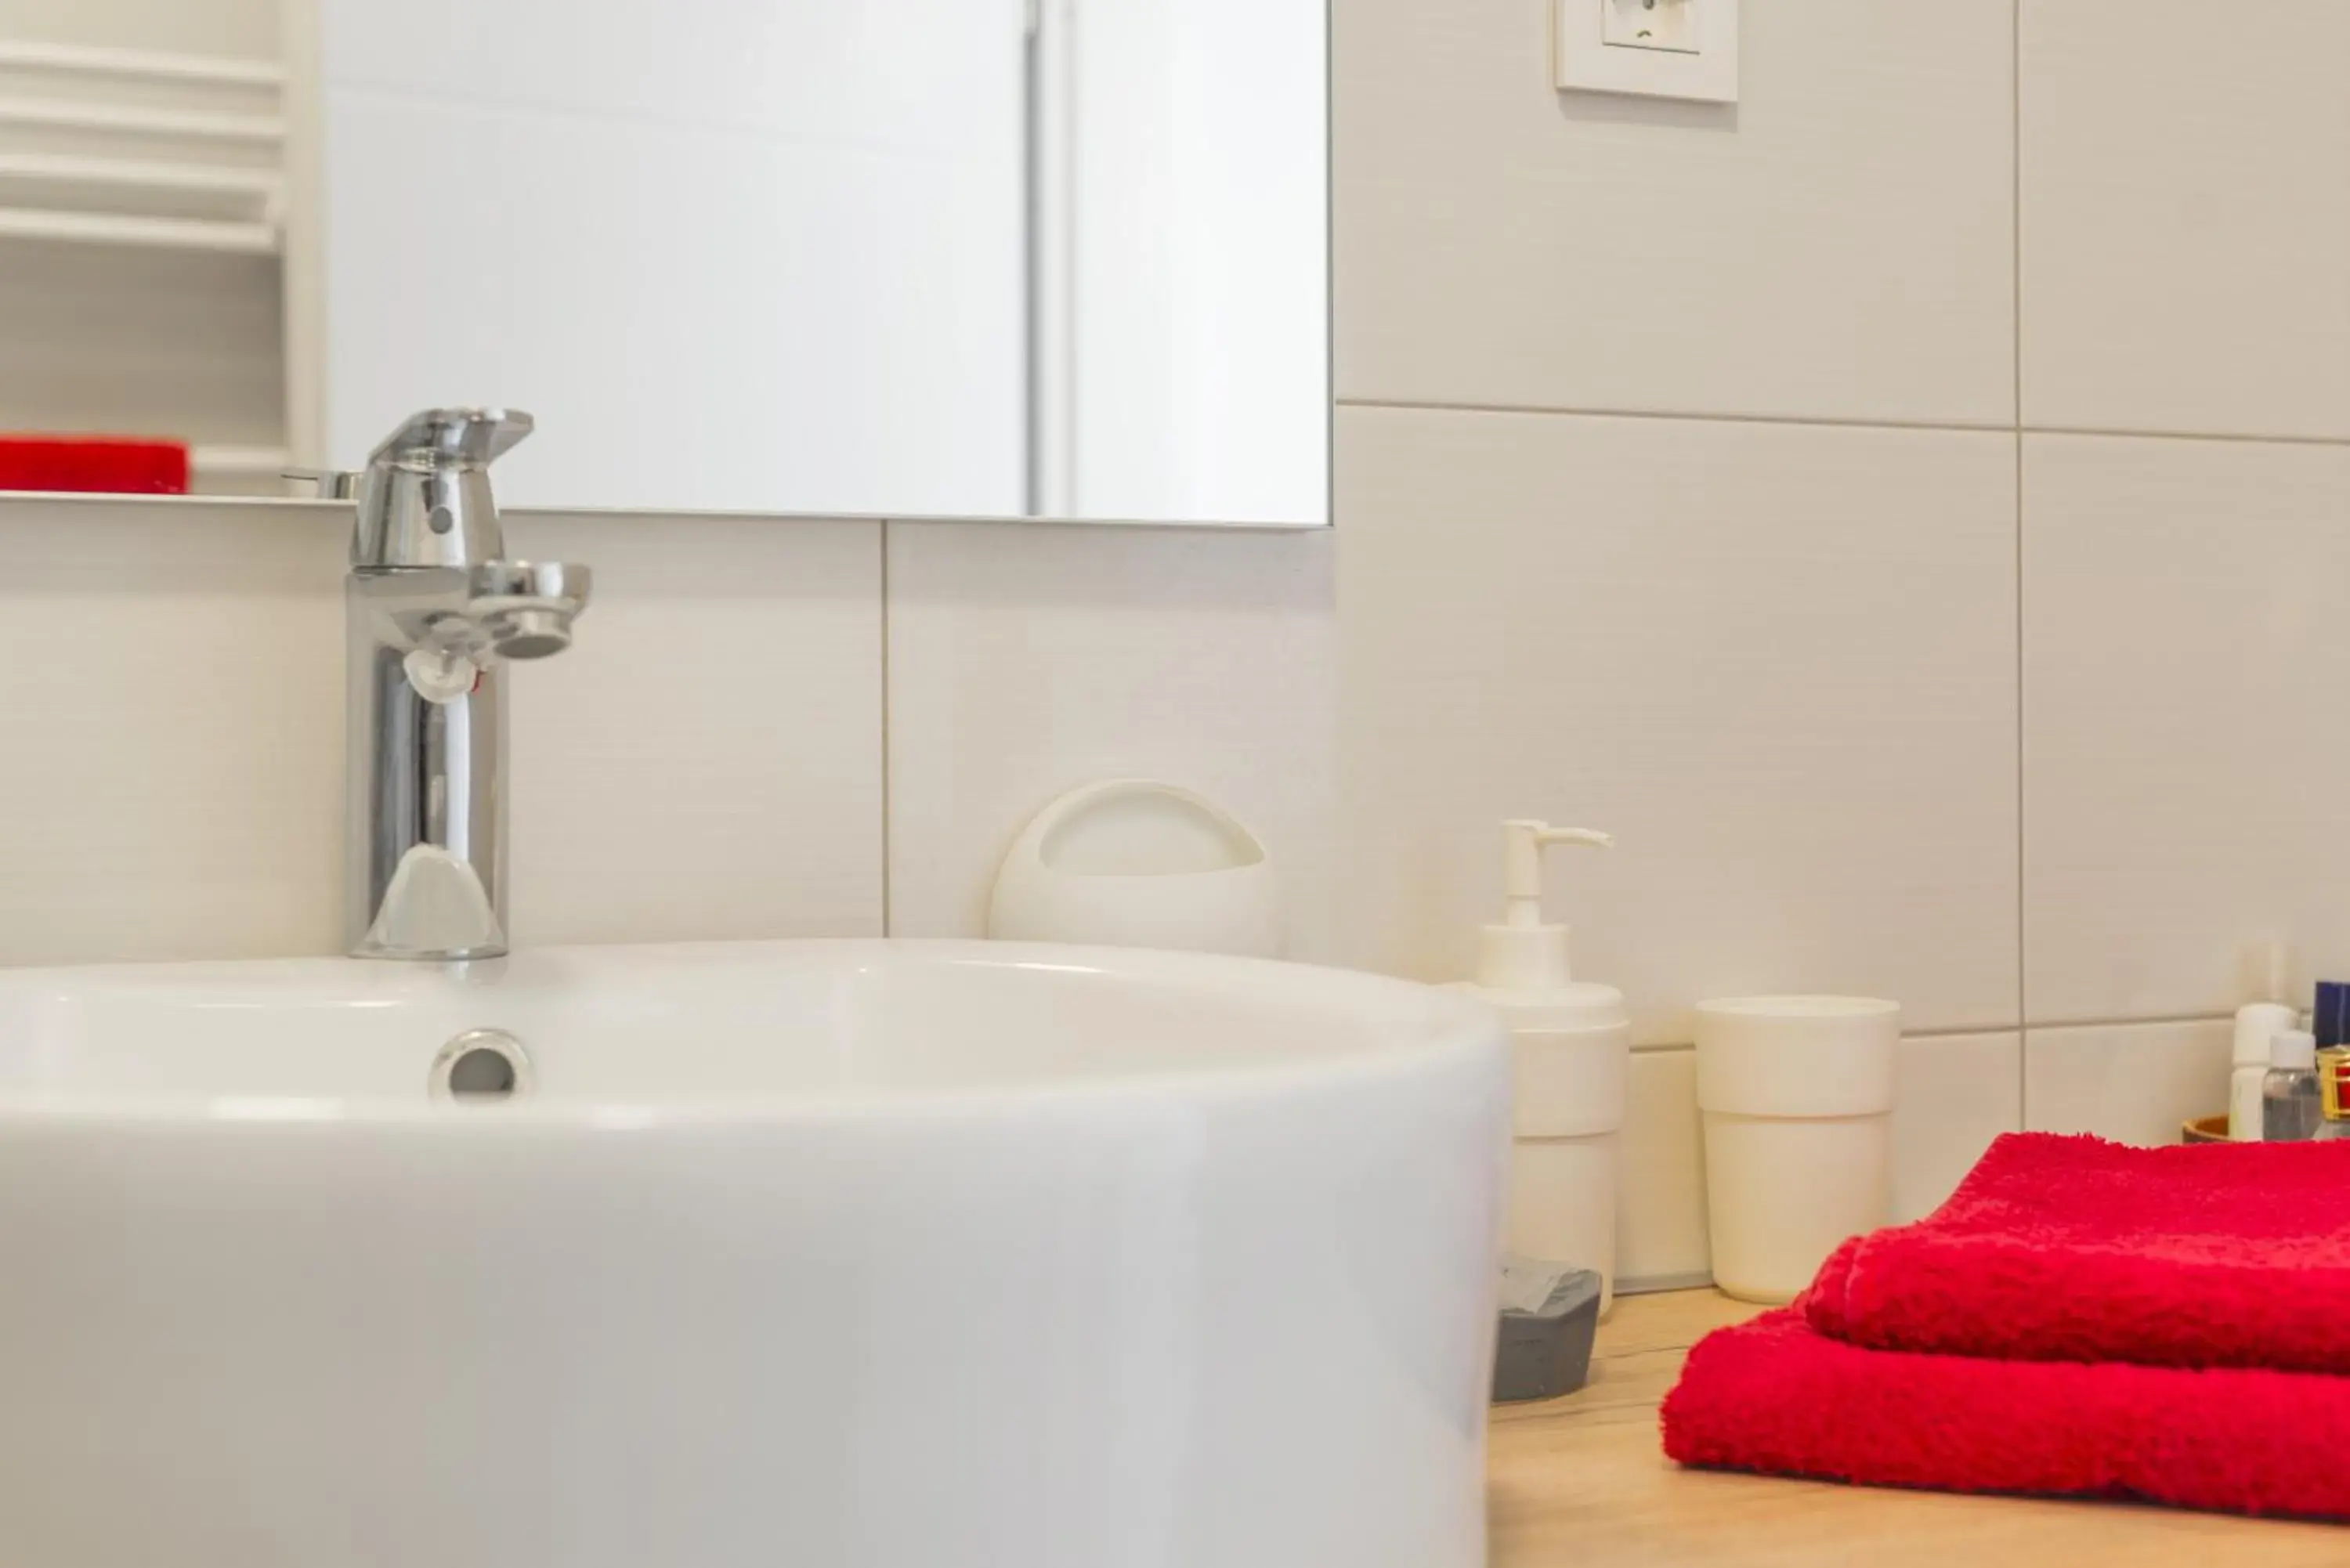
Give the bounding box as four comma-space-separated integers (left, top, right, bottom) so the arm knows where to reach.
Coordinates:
0, 98, 283, 145
0, 153, 280, 202
0, 38, 282, 89
0, 205, 277, 255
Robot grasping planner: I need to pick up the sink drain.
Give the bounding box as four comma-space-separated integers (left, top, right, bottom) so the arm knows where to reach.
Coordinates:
430, 1028, 533, 1102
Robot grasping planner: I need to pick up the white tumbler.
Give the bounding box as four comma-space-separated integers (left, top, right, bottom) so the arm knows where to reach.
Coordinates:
1694, 995, 1900, 1303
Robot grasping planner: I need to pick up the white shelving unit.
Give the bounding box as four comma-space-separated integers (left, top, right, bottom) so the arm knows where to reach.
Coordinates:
0, 32, 292, 489
0, 38, 285, 247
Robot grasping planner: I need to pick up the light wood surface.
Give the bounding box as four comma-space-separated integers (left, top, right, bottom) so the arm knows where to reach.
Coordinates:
1488, 1290, 2347, 1565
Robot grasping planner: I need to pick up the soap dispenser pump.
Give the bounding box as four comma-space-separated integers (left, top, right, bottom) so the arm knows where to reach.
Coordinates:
1478, 820, 1614, 994
1455, 820, 1633, 1313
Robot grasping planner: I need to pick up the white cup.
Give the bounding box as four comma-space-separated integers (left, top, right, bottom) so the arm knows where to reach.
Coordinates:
1694, 995, 1900, 1303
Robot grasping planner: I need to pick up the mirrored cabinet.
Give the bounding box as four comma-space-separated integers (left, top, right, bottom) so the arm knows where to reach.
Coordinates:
0, 0, 1329, 526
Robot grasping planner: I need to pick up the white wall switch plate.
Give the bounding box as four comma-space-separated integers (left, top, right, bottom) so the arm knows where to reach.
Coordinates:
1558, 0, 1737, 103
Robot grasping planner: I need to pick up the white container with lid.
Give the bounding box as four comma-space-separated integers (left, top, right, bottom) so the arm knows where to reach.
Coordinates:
1452, 820, 1630, 1313
1694, 994, 1900, 1304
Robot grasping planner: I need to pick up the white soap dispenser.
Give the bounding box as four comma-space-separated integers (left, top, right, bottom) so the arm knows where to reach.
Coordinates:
1455, 820, 1632, 1314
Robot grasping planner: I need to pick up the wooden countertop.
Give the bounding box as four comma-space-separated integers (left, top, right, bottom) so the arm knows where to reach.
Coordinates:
1488, 1290, 2345, 1565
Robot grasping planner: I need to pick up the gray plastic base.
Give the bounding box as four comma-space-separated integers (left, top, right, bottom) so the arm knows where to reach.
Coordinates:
1490, 1262, 1603, 1404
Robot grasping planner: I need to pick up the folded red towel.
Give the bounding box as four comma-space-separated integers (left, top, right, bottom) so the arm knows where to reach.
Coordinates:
1805, 1131, 2350, 1373
1663, 1308, 2350, 1520
0, 435, 189, 494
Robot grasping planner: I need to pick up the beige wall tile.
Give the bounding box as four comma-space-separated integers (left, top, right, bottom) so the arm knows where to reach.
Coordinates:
2019, 0, 2350, 439
884, 522, 1337, 957
2022, 435, 2350, 1024
1894, 1032, 2021, 1221
1336, 406, 2019, 1042
1337, 0, 2013, 425
2024, 1019, 2231, 1146
505, 512, 885, 946
0, 499, 885, 969
0, 497, 345, 964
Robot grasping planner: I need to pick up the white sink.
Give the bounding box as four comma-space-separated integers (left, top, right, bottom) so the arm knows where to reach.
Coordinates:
0, 940, 1507, 1568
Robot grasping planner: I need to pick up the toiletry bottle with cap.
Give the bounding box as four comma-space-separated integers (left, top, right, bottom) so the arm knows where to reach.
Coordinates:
2264, 1031, 2322, 1142
2232, 1001, 2302, 1141
2319, 1048, 2350, 1143
1452, 821, 1631, 1314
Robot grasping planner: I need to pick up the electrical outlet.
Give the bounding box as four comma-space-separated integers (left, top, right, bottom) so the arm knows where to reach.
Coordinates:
1603, 0, 1697, 55
1557, 0, 1737, 103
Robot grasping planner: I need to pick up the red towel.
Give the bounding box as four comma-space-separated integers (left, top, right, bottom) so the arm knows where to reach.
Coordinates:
0, 435, 189, 494
1662, 1308, 2350, 1520
1805, 1132, 2350, 1373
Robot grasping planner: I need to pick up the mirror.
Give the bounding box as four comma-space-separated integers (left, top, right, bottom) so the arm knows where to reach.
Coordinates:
0, 0, 1329, 526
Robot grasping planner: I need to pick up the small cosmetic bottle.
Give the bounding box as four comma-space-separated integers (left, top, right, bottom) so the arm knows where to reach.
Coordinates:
2264, 1031, 2322, 1142
2318, 1047, 2350, 1143
2232, 1001, 2301, 1140
2316, 982, 2350, 1050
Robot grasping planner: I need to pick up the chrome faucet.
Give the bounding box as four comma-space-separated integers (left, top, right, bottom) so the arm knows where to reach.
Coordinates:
334, 409, 591, 959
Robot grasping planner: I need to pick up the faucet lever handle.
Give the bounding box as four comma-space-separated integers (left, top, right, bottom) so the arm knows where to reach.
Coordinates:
367, 408, 535, 471
352, 407, 536, 570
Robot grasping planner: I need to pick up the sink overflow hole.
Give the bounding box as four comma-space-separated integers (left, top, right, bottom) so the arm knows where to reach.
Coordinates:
448, 1047, 517, 1097
431, 1029, 533, 1102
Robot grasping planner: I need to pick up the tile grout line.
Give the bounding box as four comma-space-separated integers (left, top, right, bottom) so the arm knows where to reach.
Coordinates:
1336, 399, 2350, 450
1339, 399, 2010, 435
2020, 425, 2350, 449
2023, 1013, 2236, 1035
1626, 1016, 2233, 1057
878, 518, 893, 937
2013, 0, 2029, 1129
